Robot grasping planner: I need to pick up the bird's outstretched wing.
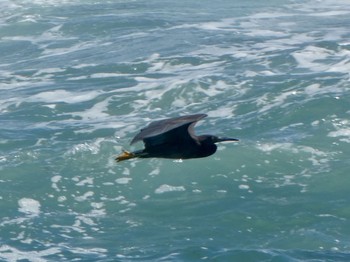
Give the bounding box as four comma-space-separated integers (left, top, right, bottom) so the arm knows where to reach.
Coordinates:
130, 114, 207, 147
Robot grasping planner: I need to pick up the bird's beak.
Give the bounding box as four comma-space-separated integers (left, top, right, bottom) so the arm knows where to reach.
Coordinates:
215, 137, 239, 143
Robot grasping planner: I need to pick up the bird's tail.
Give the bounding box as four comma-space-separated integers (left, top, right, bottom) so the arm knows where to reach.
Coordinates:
115, 150, 146, 162
115, 150, 136, 162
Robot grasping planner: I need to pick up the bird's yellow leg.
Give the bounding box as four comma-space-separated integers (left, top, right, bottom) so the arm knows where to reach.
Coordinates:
115, 150, 136, 162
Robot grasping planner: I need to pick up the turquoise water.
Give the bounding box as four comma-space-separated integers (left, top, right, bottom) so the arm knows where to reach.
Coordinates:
1, 0, 350, 261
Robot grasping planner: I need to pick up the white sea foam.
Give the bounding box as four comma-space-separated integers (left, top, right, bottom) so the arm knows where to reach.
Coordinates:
154, 184, 186, 194
149, 167, 160, 176
18, 198, 41, 216
292, 45, 350, 74
51, 175, 62, 192
169, 18, 237, 32
309, 10, 350, 17
328, 119, 350, 143
16, 0, 75, 6
0, 245, 60, 262
74, 191, 94, 202
33, 68, 66, 76
65, 139, 104, 155
249, 12, 294, 19
327, 54, 350, 74
257, 90, 299, 113
257, 142, 326, 155
115, 177, 132, 185
243, 29, 289, 38
257, 142, 330, 168
238, 184, 250, 190
304, 84, 322, 95
40, 41, 97, 58
71, 63, 98, 69
29, 89, 101, 104
328, 129, 350, 138
76, 177, 94, 186
208, 106, 235, 118
71, 97, 111, 122
90, 73, 122, 78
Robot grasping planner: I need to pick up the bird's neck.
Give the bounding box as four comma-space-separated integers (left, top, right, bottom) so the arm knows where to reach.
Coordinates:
198, 143, 217, 157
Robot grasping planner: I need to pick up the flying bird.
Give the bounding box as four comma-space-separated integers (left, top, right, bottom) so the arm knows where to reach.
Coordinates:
116, 114, 238, 162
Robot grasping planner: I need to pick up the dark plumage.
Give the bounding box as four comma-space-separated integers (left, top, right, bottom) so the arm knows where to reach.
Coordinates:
116, 114, 238, 162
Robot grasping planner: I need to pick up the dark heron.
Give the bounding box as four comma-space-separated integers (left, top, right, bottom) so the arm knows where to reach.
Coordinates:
116, 113, 239, 162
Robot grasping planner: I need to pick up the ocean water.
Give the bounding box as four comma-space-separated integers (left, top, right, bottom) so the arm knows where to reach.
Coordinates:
1, 0, 350, 261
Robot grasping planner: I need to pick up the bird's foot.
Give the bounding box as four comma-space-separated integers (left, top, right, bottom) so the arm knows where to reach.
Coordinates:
115, 150, 136, 162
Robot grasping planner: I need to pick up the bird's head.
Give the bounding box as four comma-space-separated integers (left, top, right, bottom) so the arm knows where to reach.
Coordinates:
199, 135, 239, 144
195, 135, 239, 158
